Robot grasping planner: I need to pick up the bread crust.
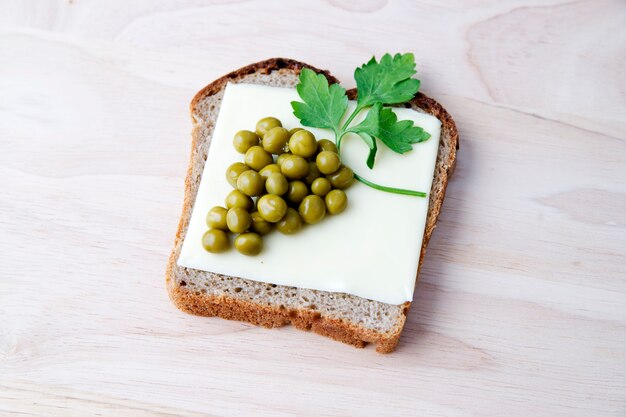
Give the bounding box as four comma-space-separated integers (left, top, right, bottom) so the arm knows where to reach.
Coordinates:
166, 58, 458, 353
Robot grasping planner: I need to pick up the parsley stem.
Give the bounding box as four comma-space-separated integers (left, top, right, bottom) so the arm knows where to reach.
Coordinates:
336, 106, 363, 151
334, 104, 427, 197
335, 131, 427, 198
340, 104, 364, 132
353, 174, 427, 197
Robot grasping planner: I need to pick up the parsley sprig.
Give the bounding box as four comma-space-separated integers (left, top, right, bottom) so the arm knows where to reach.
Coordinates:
291, 53, 431, 197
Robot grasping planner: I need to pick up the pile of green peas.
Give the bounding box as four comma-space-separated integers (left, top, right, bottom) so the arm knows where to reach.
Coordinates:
202, 116, 354, 256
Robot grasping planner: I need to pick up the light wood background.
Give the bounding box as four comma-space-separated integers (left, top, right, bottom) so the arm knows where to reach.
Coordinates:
1, 1, 625, 416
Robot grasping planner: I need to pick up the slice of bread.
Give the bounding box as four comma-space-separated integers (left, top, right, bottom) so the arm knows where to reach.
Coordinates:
166, 58, 458, 353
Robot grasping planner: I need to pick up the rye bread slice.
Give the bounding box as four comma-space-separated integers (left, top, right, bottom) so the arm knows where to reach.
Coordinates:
166, 58, 458, 353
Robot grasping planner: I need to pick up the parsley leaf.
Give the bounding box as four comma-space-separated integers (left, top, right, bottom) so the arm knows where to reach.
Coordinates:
348, 102, 380, 135
347, 102, 381, 168
354, 53, 421, 107
360, 132, 378, 169
291, 54, 432, 197
347, 103, 430, 167
291, 68, 348, 133
376, 106, 431, 154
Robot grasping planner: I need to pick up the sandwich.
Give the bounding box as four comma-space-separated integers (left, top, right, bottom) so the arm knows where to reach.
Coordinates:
166, 55, 458, 353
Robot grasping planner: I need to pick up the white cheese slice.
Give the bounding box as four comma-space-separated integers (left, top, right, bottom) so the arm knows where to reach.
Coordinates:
177, 83, 441, 305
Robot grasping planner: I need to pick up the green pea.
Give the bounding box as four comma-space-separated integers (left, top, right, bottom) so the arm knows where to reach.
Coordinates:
304, 161, 321, 185
206, 206, 228, 230
225, 162, 249, 188
234, 232, 263, 256
288, 130, 317, 158
276, 208, 302, 234
225, 189, 254, 211
237, 170, 265, 196
265, 172, 288, 195
276, 152, 291, 167
259, 163, 281, 180
262, 127, 290, 154
233, 130, 260, 154
202, 229, 230, 253
326, 165, 354, 189
325, 189, 348, 215
255, 117, 282, 138
280, 155, 309, 180
250, 211, 272, 235
298, 195, 326, 224
286, 181, 308, 205
317, 139, 338, 153
311, 177, 332, 197
226, 207, 251, 233
316, 150, 341, 175
257, 194, 288, 223
244, 146, 273, 171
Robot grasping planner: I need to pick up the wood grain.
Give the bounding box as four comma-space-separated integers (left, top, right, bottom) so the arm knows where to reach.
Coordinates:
1, 1, 625, 416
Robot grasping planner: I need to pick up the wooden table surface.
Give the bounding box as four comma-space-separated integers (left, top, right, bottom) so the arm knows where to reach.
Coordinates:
1, 1, 625, 416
